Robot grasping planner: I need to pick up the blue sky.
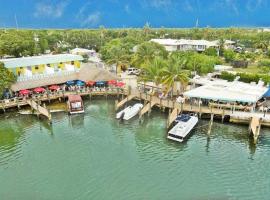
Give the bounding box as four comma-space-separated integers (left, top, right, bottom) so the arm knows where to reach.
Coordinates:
0, 0, 270, 28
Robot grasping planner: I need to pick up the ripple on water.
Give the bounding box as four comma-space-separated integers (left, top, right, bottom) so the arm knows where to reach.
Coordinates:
1, 100, 270, 200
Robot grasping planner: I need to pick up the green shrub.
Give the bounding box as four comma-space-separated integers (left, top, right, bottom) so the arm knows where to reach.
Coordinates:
258, 59, 270, 67
220, 71, 236, 82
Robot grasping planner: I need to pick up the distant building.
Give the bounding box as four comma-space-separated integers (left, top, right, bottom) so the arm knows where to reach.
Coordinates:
0, 54, 83, 80
223, 40, 236, 50
150, 38, 219, 52
70, 48, 101, 63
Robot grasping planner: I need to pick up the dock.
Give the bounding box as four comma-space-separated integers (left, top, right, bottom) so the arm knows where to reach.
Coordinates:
139, 101, 157, 119
27, 99, 52, 121
1, 88, 269, 143
115, 90, 270, 143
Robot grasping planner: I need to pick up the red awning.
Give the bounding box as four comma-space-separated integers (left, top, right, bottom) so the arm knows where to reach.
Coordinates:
49, 85, 60, 91
116, 82, 125, 87
108, 80, 117, 85
33, 87, 46, 93
19, 89, 30, 95
86, 81, 95, 86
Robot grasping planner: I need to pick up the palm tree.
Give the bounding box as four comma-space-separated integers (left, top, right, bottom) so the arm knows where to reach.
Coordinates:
139, 57, 167, 95
132, 42, 168, 67
161, 55, 189, 95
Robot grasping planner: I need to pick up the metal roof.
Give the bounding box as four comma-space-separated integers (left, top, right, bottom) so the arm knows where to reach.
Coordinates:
0, 54, 83, 68
150, 38, 219, 47
184, 80, 267, 103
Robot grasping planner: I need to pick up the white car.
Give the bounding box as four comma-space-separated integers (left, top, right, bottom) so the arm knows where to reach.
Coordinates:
127, 68, 141, 75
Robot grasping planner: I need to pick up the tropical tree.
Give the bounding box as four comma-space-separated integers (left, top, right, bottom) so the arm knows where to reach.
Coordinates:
140, 57, 167, 86
162, 54, 189, 94
223, 49, 236, 63
132, 41, 168, 67
0, 62, 16, 98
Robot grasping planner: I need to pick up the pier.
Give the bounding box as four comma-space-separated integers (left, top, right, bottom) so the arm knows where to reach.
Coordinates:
1, 87, 270, 143
115, 90, 270, 142
27, 99, 52, 122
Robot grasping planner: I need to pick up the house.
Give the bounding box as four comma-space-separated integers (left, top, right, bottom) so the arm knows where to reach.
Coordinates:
0, 54, 83, 78
150, 39, 219, 52
70, 48, 101, 63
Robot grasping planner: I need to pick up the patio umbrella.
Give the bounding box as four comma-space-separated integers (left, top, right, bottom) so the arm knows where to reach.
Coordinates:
33, 87, 46, 93
49, 85, 60, 91
76, 80, 85, 86
66, 80, 75, 86
95, 81, 106, 86
108, 80, 117, 86
86, 81, 95, 86
116, 82, 125, 87
19, 89, 30, 95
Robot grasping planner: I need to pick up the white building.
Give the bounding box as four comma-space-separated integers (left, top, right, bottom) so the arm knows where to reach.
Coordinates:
70, 48, 101, 63
150, 39, 219, 52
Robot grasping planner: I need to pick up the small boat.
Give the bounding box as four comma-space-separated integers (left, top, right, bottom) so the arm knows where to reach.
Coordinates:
167, 114, 198, 143
67, 95, 84, 114
116, 103, 143, 120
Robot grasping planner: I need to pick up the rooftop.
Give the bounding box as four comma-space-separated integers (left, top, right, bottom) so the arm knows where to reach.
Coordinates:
11, 63, 120, 91
185, 78, 267, 103
70, 48, 96, 53
0, 54, 83, 68
150, 38, 219, 47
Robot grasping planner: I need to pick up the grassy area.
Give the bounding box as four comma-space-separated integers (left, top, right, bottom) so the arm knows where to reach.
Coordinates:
232, 65, 261, 74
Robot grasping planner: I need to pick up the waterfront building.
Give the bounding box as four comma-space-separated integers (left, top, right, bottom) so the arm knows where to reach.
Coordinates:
185, 76, 268, 110
150, 38, 219, 52
150, 38, 236, 52
0, 54, 83, 79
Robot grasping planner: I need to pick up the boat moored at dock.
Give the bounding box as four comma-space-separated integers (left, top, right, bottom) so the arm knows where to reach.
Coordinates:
116, 103, 143, 120
67, 95, 84, 114
167, 114, 198, 142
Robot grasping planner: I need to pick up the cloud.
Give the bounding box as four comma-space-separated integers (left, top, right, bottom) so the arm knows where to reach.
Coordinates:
224, 0, 239, 15
81, 12, 101, 27
246, 0, 265, 12
34, 1, 69, 18
140, 0, 172, 10
76, 2, 101, 27
151, 0, 172, 8
124, 4, 130, 13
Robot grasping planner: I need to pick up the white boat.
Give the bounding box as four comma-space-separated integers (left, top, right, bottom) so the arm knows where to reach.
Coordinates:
116, 103, 143, 120
167, 114, 198, 142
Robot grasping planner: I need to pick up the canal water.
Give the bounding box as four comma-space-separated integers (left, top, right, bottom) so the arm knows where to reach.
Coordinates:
0, 99, 270, 200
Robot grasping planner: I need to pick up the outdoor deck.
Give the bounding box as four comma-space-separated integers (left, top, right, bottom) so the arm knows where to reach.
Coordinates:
0, 88, 126, 112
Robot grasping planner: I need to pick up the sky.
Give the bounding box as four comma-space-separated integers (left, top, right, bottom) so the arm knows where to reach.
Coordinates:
0, 0, 270, 29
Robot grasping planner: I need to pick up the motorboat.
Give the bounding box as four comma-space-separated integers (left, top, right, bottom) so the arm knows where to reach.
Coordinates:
116, 103, 143, 120
167, 114, 198, 142
67, 95, 84, 114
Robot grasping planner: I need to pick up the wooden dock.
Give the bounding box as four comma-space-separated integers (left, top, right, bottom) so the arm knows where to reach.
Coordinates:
116, 90, 270, 143
139, 101, 157, 119
27, 99, 52, 121
249, 117, 262, 143
115, 94, 136, 110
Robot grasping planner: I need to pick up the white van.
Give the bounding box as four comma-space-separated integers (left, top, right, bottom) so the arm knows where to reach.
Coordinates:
127, 68, 141, 75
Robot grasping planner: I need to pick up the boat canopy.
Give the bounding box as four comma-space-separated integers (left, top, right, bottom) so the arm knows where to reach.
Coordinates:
68, 95, 82, 102
184, 81, 268, 103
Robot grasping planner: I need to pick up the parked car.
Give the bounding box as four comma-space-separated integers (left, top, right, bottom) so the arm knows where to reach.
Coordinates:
127, 68, 141, 75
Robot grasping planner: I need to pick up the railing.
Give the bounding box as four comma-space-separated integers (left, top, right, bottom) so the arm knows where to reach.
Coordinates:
0, 87, 127, 110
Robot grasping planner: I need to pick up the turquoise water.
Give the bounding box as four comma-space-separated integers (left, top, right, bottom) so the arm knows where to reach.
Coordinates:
0, 99, 270, 200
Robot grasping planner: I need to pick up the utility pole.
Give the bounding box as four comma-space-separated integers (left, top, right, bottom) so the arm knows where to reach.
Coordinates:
14, 14, 18, 30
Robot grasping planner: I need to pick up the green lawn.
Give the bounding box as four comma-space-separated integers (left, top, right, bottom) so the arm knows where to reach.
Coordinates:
232, 65, 262, 74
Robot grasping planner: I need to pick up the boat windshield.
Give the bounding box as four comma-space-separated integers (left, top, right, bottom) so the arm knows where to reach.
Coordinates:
168, 134, 183, 140
175, 114, 191, 122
